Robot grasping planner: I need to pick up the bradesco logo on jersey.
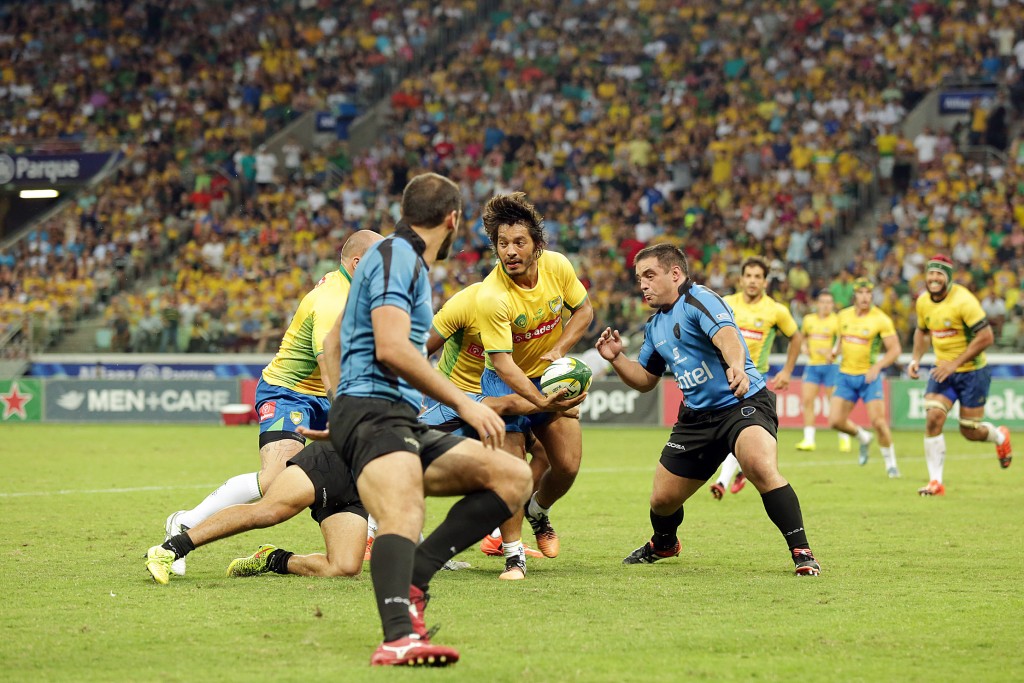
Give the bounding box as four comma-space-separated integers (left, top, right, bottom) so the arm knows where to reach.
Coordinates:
512, 319, 559, 344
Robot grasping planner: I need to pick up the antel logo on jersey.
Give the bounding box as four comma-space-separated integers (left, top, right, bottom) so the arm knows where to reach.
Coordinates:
675, 359, 715, 390
842, 335, 869, 345
513, 319, 559, 344
932, 329, 959, 339
739, 327, 764, 341
467, 343, 485, 359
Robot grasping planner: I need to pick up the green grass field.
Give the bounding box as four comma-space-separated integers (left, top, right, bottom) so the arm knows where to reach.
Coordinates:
1, 424, 1021, 682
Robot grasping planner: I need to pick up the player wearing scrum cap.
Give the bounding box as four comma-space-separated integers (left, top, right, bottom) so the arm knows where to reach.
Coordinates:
828, 278, 903, 478
908, 255, 1012, 496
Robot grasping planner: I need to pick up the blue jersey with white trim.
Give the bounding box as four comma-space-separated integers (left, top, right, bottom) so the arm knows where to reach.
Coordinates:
636, 281, 765, 411
338, 226, 431, 410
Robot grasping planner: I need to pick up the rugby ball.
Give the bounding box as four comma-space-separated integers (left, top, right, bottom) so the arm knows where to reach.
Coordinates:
540, 357, 593, 399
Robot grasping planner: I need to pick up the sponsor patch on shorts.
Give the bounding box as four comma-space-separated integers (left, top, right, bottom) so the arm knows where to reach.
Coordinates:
259, 401, 276, 422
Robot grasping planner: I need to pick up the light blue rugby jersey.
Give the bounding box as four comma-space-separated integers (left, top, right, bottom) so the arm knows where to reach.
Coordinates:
637, 280, 765, 411
337, 226, 432, 411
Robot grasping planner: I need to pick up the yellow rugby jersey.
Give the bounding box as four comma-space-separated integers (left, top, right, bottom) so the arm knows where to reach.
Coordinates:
836, 306, 897, 375
477, 251, 589, 378
915, 284, 988, 372
261, 266, 351, 396
432, 283, 485, 394
723, 292, 798, 373
802, 312, 840, 366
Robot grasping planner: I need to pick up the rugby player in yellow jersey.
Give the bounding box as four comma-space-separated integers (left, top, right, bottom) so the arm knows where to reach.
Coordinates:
710, 257, 803, 499
159, 230, 382, 576
420, 283, 583, 563
828, 279, 902, 477
475, 192, 594, 580
795, 291, 851, 452
908, 255, 1012, 496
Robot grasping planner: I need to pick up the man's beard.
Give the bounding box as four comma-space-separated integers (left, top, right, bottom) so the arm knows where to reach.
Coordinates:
437, 230, 454, 260
928, 283, 948, 303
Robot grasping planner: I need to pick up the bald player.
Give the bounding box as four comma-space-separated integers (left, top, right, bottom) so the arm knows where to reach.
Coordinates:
160, 230, 383, 575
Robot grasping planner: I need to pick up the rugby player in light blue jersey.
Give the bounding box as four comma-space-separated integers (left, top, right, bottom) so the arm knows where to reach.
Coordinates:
595, 243, 820, 577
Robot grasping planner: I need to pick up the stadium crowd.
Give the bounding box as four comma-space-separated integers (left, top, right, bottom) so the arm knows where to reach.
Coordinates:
2, 0, 1024, 356
0, 0, 483, 343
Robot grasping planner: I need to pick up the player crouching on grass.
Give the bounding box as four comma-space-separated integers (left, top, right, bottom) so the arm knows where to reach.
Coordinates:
145, 441, 367, 583
596, 243, 820, 576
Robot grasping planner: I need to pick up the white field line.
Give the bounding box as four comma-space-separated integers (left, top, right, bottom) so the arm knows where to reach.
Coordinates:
0, 483, 219, 498
579, 452, 994, 474
0, 453, 996, 497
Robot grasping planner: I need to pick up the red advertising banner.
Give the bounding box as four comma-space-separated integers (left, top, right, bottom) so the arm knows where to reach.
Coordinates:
240, 378, 259, 406
660, 378, 886, 428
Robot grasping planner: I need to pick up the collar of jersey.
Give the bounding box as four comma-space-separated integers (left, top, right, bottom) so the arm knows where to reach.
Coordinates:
396, 223, 428, 259
666, 280, 693, 311
338, 264, 352, 283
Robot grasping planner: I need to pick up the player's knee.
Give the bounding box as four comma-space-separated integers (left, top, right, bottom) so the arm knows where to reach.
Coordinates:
828, 414, 844, 430
495, 456, 532, 507
649, 493, 679, 512
323, 558, 363, 578
925, 414, 946, 433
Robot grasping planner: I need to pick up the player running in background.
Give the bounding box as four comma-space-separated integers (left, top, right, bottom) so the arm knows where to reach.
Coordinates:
146, 441, 367, 583
908, 255, 1012, 496
420, 283, 584, 565
828, 279, 902, 477
161, 230, 382, 576
795, 291, 850, 452
710, 256, 803, 499
596, 244, 820, 576
327, 173, 532, 666
475, 192, 594, 580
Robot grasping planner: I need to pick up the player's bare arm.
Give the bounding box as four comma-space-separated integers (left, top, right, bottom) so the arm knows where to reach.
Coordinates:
711, 326, 750, 397
540, 299, 594, 362
866, 334, 901, 384
908, 327, 931, 379
321, 310, 344, 398
425, 327, 446, 356
490, 350, 570, 410
772, 329, 804, 391
484, 389, 583, 417
373, 305, 505, 447
931, 324, 993, 383
596, 327, 660, 392
298, 312, 345, 441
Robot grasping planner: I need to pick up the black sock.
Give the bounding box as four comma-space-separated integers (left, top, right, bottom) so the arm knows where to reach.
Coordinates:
371, 534, 417, 642
761, 484, 809, 551
650, 506, 683, 551
161, 532, 195, 560
267, 549, 293, 574
412, 490, 512, 591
